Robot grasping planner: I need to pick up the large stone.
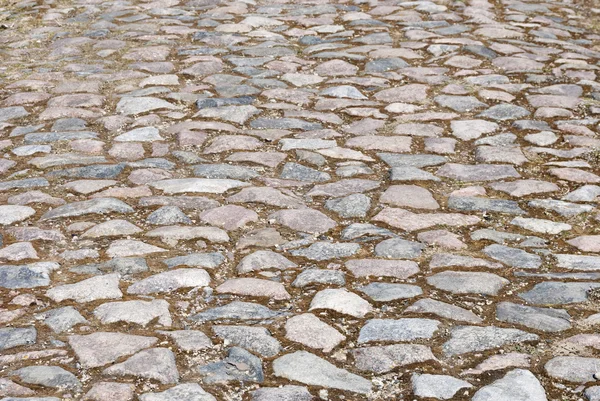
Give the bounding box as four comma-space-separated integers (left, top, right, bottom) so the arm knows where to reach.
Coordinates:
198, 347, 264, 384
443, 326, 539, 356
285, 314, 345, 353
46, 274, 122, 303
68, 332, 157, 368
358, 319, 440, 343
472, 369, 547, 401
0, 206, 35, 225
11, 366, 81, 391
103, 348, 179, 384
427, 271, 509, 295
212, 325, 281, 357
309, 289, 372, 318
40, 198, 133, 220
128, 269, 210, 295
411, 374, 472, 400
0, 327, 36, 351
546, 356, 600, 383
496, 302, 571, 332
273, 351, 372, 394
139, 383, 215, 401
352, 344, 437, 373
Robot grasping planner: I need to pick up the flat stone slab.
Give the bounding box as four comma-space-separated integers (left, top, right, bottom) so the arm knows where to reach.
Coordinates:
273, 351, 372, 394
309, 289, 372, 317
427, 271, 509, 295
411, 373, 472, 400
472, 369, 547, 401
545, 356, 600, 383
443, 326, 539, 356
46, 274, 122, 303
352, 344, 437, 373
358, 318, 440, 343
496, 302, 571, 332
68, 332, 157, 368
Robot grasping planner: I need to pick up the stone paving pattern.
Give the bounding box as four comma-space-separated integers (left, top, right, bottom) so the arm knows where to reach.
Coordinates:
1, 0, 600, 399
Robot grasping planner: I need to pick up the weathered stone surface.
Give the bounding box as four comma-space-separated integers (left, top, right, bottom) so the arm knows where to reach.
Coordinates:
139, 383, 216, 401
69, 332, 157, 368
273, 351, 372, 394
0, 327, 36, 351
427, 271, 509, 295
443, 326, 539, 356
128, 269, 210, 295
411, 374, 472, 400
285, 314, 345, 353
198, 347, 264, 384
213, 325, 281, 357
309, 289, 372, 317
352, 344, 437, 373
103, 348, 179, 384
47, 274, 122, 303
472, 369, 547, 401
358, 319, 440, 343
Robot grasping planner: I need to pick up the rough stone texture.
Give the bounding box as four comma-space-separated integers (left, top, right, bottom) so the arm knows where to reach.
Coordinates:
1, 1, 598, 398
273, 351, 372, 394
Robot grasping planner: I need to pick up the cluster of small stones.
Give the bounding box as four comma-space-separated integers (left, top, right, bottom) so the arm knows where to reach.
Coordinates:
2, 0, 600, 399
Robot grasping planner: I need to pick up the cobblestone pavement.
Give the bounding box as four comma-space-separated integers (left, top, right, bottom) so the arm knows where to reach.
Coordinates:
1, 0, 600, 399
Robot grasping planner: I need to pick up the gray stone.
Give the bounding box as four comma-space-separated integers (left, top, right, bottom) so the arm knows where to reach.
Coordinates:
236, 251, 297, 273
103, 348, 179, 384
70, 258, 148, 276
251, 386, 312, 401
352, 344, 437, 373
273, 351, 371, 394
405, 298, 482, 323
40, 198, 133, 220
555, 254, 600, 271
0, 327, 36, 351
496, 302, 571, 332
280, 162, 330, 182
284, 314, 345, 353
443, 326, 539, 356
360, 283, 422, 302
483, 245, 542, 269
139, 383, 216, 401
478, 104, 530, 120
545, 356, 600, 383
292, 269, 345, 288
37, 306, 87, 333
427, 271, 509, 296
198, 347, 264, 384
213, 325, 281, 357
358, 319, 440, 343
69, 332, 157, 368
519, 282, 600, 305
0, 262, 59, 289
94, 299, 172, 326
164, 253, 225, 269
147, 206, 192, 225
436, 164, 520, 181
0, 206, 35, 225
472, 369, 547, 401
11, 366, 80, 391
127, 269, 210, 295
448, 197, 524, 214
47, 273, 122, 303
309, 289, 372, 318
411, 374, 472, 400
325, 194, 371, 218
190, 301, 282, 322
158, 330, 212, 352
290, 242, 360, 261
375, 238, 424, 259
